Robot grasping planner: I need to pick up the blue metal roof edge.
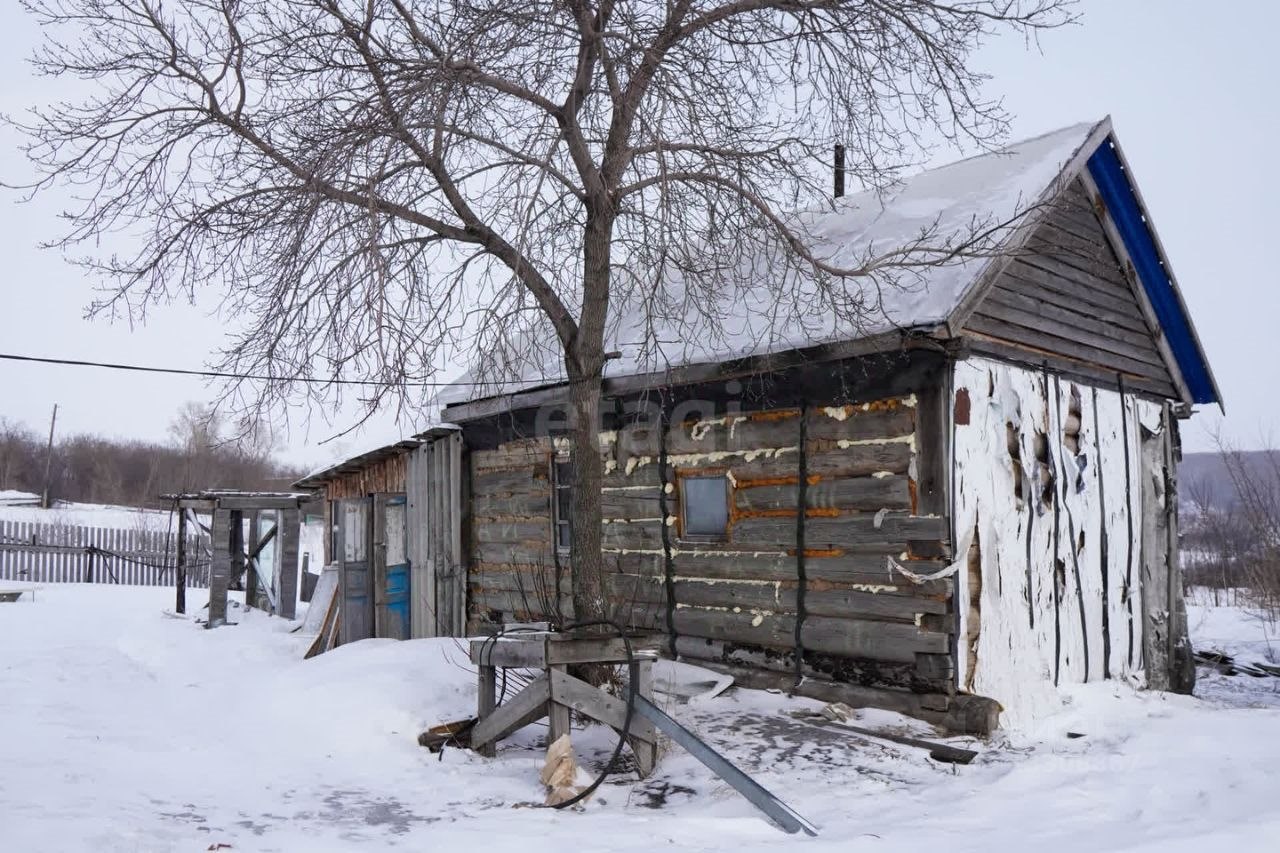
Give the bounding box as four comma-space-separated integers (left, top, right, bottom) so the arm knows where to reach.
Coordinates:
1086, 139, 1219, 405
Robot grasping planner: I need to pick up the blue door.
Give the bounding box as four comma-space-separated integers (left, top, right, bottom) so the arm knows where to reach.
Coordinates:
376, 494, 411, 640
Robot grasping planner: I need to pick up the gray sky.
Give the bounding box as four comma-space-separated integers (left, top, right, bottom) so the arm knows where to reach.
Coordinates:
0, 1, 1274, 467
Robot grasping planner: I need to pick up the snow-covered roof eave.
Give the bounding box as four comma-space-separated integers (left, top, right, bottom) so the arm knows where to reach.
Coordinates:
292, 423, 462, 490
440, 120, 1107, 410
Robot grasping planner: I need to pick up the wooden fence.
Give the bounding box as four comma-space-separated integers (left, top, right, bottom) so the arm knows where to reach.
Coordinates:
0, 519, 208, 587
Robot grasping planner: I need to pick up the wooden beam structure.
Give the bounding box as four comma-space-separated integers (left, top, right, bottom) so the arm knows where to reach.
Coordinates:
165, 490, 315, 628
469, 634, 659, 776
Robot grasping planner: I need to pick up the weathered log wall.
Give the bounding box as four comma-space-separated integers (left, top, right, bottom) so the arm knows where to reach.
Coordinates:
465, 390, 963, 717
466, 436, 571, 622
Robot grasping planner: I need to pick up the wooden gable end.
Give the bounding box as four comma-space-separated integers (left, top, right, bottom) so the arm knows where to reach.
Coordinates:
960, 178, 1179, 399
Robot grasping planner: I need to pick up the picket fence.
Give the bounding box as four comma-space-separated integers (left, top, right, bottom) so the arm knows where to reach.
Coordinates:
0, 518, 208, 587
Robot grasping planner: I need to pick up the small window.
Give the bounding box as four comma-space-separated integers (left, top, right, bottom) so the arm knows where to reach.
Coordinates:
682, 475, 730, 538
552, 456, 572, 553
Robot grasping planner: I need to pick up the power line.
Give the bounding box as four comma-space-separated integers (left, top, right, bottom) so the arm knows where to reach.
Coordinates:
0, 351, 558, 388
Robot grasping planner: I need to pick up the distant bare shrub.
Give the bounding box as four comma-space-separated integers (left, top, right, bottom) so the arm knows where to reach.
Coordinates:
1202, 437, 1280, 621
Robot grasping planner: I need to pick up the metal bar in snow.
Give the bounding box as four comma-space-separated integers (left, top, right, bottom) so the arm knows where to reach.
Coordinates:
630, 695, 819, 836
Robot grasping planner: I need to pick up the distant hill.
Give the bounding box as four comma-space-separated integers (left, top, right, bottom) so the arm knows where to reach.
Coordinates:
1180, 450, 1280, 510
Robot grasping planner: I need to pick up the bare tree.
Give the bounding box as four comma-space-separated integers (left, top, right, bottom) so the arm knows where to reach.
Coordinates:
1184, 475, 1246, 606
13, 0, 1072, 625
1212, 437, 1280, 622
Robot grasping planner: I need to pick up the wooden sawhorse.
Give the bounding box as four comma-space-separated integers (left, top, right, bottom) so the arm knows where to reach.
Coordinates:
468, 633, 658, 776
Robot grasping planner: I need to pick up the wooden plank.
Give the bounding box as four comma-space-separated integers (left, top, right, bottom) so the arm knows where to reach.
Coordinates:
672, 606, 948, 662
470, 636, 548, 668
208, 509, 232, 627
731, 513, 947, 549
545, 636, 646, 665
471, 440, 551, 474
214, 496, 306, 510
278, 508, 300, 619
547, 667, 657, 744
19, 522, 31, 581
735, 475, 911, 512
244, 511, 260, 607
629, 658, 657, 775
470, 467, 549, 495
987, 283, 1151, 339
602, 464, 664, 491
33, 523, 44, 583
474, 521, 551, 544
615, 441, 913, 485
469, 589, 570, 621
664, 406, 914, 456
1026, 223, 1131, 289
476, 664, 497, 757
964, 339, 1178, 401
548, 665, 571, 745
664, 411, 801, 455
672, 578, 948, 621
469, 674, 550, 749
608, 546, 952, 589
1022, 239, 1132, 296
602, 520, 664, 551
601, 490, 670, 519
1000, 260, 1148, 321
472, 492, 552, 518
965, 315, 1174, 383
615, 549, 785, 580
473, 541, 554, 565
176, 509, 188, 613
971, 301, 1166, 368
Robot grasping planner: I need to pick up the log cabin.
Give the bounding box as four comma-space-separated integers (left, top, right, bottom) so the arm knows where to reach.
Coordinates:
306, 118, 1220, 734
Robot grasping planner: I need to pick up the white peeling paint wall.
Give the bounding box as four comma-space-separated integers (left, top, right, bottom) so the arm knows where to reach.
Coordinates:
951, 357, 1162, 728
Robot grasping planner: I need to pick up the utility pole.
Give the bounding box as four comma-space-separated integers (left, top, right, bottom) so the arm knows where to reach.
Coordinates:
41, 403, 58, 509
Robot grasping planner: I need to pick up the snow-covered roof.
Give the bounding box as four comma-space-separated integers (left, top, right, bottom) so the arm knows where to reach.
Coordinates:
440, 121, 1101, 407
440, 117, 1219, 411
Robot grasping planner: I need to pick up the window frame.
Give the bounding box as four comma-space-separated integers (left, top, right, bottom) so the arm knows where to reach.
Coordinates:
678, 471, 733, 542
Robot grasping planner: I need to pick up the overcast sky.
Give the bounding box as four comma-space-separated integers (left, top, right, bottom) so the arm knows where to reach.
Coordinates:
0, 1, 1275, 468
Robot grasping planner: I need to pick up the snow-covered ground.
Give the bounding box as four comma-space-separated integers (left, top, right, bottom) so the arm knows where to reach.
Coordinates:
0, 499, 186, 533
1, 586, 1277, 853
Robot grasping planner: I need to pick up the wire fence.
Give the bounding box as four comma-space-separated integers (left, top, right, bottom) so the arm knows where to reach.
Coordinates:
0, 518, 209, 587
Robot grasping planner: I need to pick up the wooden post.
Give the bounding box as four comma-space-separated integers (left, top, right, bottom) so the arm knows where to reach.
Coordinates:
548, 663, 571, 745
208, 508, 232, 628
40, 403, 57, 510
477, 664, 497, 758
85, 528, 96, 584
243, 510, 260, 609
277, 507, 300, 619
175, 507, 188, 614
629, 656, 657, 776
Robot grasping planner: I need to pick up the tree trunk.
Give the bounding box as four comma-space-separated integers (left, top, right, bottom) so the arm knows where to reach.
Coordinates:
566, 210, 613, 628
567, 365, 607, 626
